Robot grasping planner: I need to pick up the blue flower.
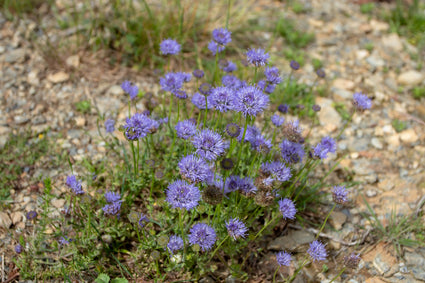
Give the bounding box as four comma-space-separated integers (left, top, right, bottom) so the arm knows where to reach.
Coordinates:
15, 244, 23, 254
233, 85, 269, 117
121, 80, 139, 100
246, 48, 269, 66
105, 191, 121, 203
257, 80, 277, 94
26, 210, 37, 220
289, 60, 300, 70
222, 75, 242, 89
261, 161, 292, 182
264, 67, 282, 84
332, 185, 348, 204
178, 154, 211, 183
238, 125, 272, 153
102, 202, 121, 216
189, 223, 216, 251
226, 218, 248, 240
313, 136, 336, 159
278, 198, 297, 220
104, 119, 115, 133
212, 28, 232, 45
353, 92, 372, 111
280, 139, 304, 164
192, 129, 227, 161
220, 60, 237, 73
271, 114, 285, 127
199, 83, 212, 96
278, 104, 289, 113
225, 123, 241, 138
308, 240, 327, 262
276, 251, 292, 266
66, 175, 84, 195
193, 69, 205, 79
191, 92, 212, 110
175, 119, 197, 140
166, 180, 201, 211
159, 72, 186, 93
160, 39, 181, 55
210, 86, 235, 113
167, 235, 184, 254
208, 40, 225, 55
138, 213, 149, 228
58, 236, 71, 245
123, 113, 159, 140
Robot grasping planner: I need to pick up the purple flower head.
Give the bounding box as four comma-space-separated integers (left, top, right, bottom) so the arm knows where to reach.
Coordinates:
105, 191, 121, 203
199, 83, 212, 96
175, 119, 197, 140
157, 117, 169, 125
246, 48, 269, 67
312, 104, 321, 112
264, 67, 282, 84
278, 104, 289, 113
316, 68, 326, 78
121, 80, 139, 100
167, 235, 184, 254
261, 161, 292, 182
226, 218, 248, 240
208, 40, 225, 55
278, 198, 297, 220
192, 129, 227, 161
276, 251, 292, 267
308, 240, 327, 262
233, 85, 269, 117
105, 119, 115, 133
15, 244, 23, 254
102, 202, 121, 216
193, 69, 204, 79
332, 185, 349, 204
59, 236, 71, 245
173, 90, 188, 100
290, 60, 300, 70
239, 177, 257, 195
212, 28, 232, 45
222, 75, 242, 89
226, 123, 241, 138
271, 114, 285, 127
192, 92, 212, 110
26, 211, 37, 220
353, 92, 372, 111
220, 60, 237, 73
224, 175, 242, 194
138, 213, 149, 228
66, 175, 84, 195
160, 39, 181, 55
189, 223, 216, 251
178, 154, 211, 183
313, 136, 336, 159
123, 113, 159, 140
237, 125, 271, 153
264, 83, 276, 94
159, 72, 185, 93
210, 86, 235, 113
220, 158, 234, 171
166, 180, 201, 211
344, 253, 361, 269
280, 139, 304, 164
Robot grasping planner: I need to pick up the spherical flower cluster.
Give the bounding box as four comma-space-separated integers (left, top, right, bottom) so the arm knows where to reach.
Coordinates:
271, 114, 285, 127
280, 139, 305, 164
225, 175, 257, 194
192, 129, 227, 161
261, 161, 292, 182
276, 251, 292, 266
166, 180, 201, 211
159, 72, 191, 95
192, 92, 212, 110
222, 75, 243, 89
189, 223, 217, 251
138, 213, 149, 228
226, 123, 241, 138
104, 119, 115, 133
220, 60, 237, 72
316, 68, 326, 78
282, 120, 303, 143
167, 235, 184, 254
225, 218, 248, 240
178, 154, 211, 183
193, 69, 205, 79
257, 80, 276, 94
246, 48, 270, 66
344, 253, 361, 269
15, 244, 23, 254
26, 210, 37, 220
210, 86, 235, 113
123, 113, 159, 141
264, 66, 282, 84
353, 92, 372, 111
160, 39, 181, 55
102, 191, 122, 216
313, 136, 336, 159
66, 175, 84, 195
208, 40, 225, 55
220, 158, 234, 171
121, 80, 139, 100
278, 198, 297, 220
58, 236, 71, 245
175, 119, 197, 140
308, 240, 327, 262
199, 83, 212, 95
278, 104, 289, 114
290, 60, 300, 70
238, 125, 272, 153
331, 185, 349, 204
212, 28, 232, 45
233, 85, 269, 117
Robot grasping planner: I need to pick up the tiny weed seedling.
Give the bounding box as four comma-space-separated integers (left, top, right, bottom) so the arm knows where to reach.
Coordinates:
75, 100, 91, 114
391, 119, 407, 133
413, 86, 425, 99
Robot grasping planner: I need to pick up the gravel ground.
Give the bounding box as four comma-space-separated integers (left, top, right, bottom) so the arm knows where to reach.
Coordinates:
0, 0, 424, 282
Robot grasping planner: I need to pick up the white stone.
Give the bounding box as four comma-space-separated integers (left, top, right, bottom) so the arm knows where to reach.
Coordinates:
315, 97, 342, 133
66, 55, 80, 68
382, 33, 403, 52
397, 71, 424, 86
47, 71, 70, 83
400, 129, 418, 143
371, 138, 383, 149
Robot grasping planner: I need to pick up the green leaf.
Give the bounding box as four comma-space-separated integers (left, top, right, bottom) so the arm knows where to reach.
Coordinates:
94, 274, 110, 283
111, 278, 128, 283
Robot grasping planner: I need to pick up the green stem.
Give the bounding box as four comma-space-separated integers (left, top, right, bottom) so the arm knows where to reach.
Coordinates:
315, 203, 336, 240
255, 213, 281, 239
210, 235, 229, 260
235, 116, 249, 170
329, 267, 346, 283
287, 259, 308, 283
273, 266, 280, 283
168, 94, 174, 125
203, 94, 208, 128
225, 0, 231, 29
336, 111, 355, 140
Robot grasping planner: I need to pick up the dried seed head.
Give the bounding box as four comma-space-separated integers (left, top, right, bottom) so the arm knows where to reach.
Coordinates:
220, 158, 234, 170
157, 235, 169, 248
254, 191, 275, 207
282, 122, 302, 143
128, 211, 140, 223
202, 185, 223, 205
344, 253, 361, 269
